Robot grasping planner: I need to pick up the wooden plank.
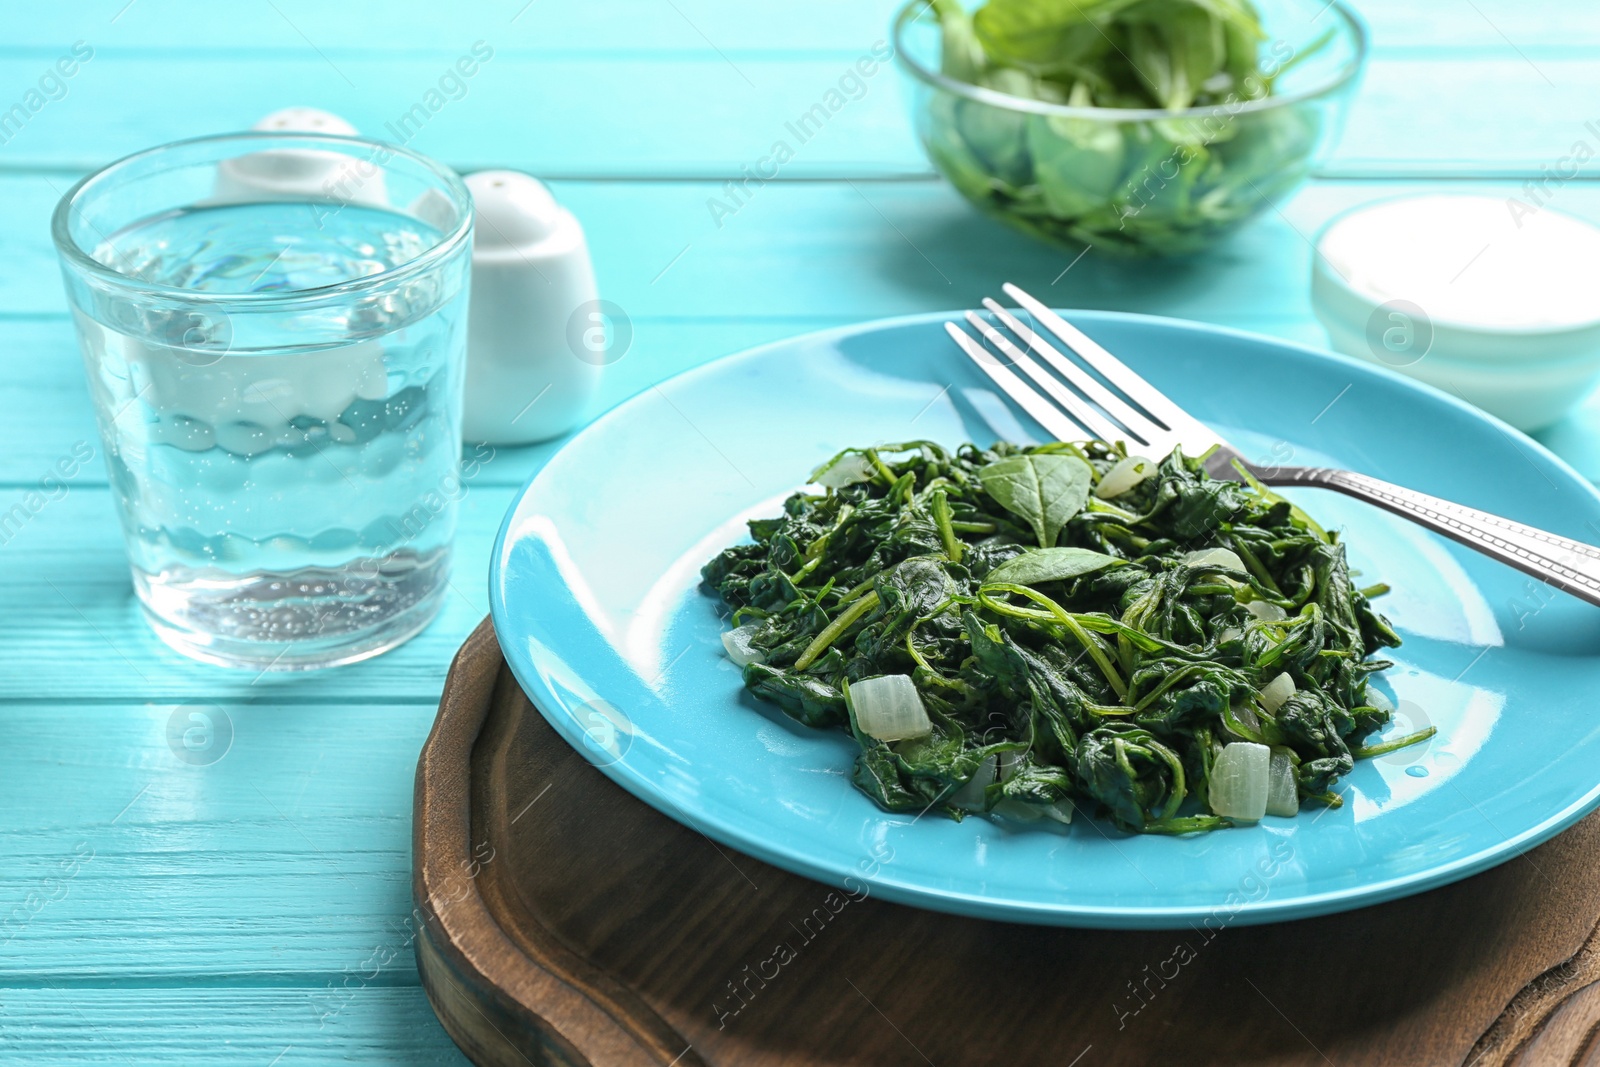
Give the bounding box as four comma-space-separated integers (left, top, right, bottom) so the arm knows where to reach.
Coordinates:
13, 175, 1600, 322
585, 177, 1600, 321
13, 0, 898, 56
9, 0, 1600, 54
0, 987, 468, 1064
0, 319, 101, 485
1367, 1, 1600, 49
0, 484, 513, 702
0, 820, 414, 981
0, 50, 1591, 176
0, 700, 438, 981
0, 52, 925, 178
0, 694, 463, 1043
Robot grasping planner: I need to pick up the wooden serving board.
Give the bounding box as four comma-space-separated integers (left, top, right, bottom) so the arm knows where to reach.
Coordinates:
413, 618, 1600, 1066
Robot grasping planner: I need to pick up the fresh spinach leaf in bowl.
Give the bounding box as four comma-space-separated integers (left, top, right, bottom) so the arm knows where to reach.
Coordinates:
702, 440, 1428, 834
902, 0, 1357, 256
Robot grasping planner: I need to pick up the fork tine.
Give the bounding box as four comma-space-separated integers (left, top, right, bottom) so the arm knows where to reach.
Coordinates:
963, 311, 1132, 445
981, 297, 1172, 454
1002, 282, 1227, 454
943, 322, 1082, 442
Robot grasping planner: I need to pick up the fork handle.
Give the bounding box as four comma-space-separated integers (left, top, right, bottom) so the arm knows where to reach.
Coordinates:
1262, 465, 1600, 609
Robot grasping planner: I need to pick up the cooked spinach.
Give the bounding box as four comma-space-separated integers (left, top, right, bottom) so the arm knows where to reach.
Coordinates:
701, 440, 1421, 834
920, 0, 1333, 256
986, 546, 1123, 585
978, 452, 1091, 547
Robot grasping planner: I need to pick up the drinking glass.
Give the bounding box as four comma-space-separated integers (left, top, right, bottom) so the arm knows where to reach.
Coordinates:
52, 132, 474, 670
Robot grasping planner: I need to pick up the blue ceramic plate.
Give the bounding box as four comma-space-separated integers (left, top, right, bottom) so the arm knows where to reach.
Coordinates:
490, 312, 1600, 928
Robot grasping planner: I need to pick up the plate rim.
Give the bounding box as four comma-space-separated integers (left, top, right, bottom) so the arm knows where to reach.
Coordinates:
490, 309, 1600, 928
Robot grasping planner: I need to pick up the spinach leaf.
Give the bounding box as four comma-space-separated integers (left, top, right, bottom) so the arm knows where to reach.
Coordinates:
985, 546, 1124, 586
931, 0, 987, 83
1028, 110, 1126, 219
973, 0, 1120, 76
978, 452, 1092, 548
1123, 0, 1228, 110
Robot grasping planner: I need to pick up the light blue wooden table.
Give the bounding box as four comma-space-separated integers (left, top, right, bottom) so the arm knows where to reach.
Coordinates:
3, 2, 1598, 1061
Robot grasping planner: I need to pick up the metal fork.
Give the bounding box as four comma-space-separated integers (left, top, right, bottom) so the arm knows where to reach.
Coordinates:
946, 282, 1600, 610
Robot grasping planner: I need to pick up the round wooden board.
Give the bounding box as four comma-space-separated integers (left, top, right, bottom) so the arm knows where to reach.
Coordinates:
414, 618, 1600, 1066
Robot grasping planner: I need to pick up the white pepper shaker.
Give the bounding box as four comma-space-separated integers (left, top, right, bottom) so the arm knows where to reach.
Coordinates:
462, 170, 605, 444
213, 107, 388, 205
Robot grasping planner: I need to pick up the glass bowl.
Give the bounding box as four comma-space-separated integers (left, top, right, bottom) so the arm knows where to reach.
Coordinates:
893, 0, 1368, 258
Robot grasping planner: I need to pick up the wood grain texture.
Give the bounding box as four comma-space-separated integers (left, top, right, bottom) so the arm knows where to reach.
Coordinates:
14, 0, 1600, 53
0, 485, 510, 702
0, 987, 468, 1065
13, 178, 1600, 321
0, 698, 475, 1062
415, 619, 1600, 1067
0, 701, 430, 980
1478, 919, 1600, 1066
0, 50, 1591, 176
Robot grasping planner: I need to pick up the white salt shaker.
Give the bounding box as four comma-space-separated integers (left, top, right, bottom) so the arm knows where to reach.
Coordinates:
213, 107, 388, 205
462, 170, 605, 444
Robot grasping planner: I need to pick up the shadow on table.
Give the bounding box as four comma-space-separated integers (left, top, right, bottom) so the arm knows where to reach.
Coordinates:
860, 194, 1262, 317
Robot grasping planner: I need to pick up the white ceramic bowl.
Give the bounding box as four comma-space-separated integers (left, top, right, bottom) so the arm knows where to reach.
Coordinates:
1311, 194, 1600, 431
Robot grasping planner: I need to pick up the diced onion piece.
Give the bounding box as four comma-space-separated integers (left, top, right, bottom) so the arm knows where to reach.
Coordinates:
1260, 672, 1296, 714
1266, 747, 1299, 817
720, 625, 766, 667
949, 756, 996, 812
1040, 799, 1074, 824
992, 798, 1042, 822
1209, 741, 1270, 821
1366, 688, 1395, 714
848, 674, 932, 742
1095, 455, 1156, 499
1184, 547, 1246, 572
1218, 626, 1243, 644
1245, 599, 1288, 622
812, 452, 875, 489
1227, 700, 1261, 740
